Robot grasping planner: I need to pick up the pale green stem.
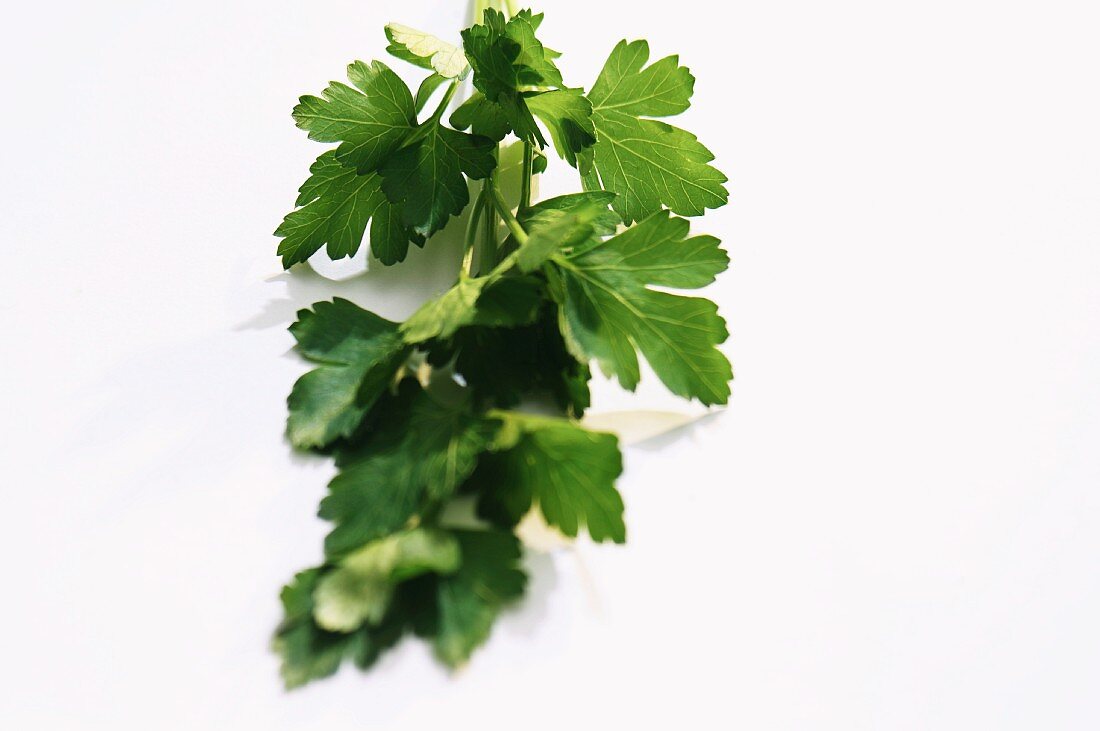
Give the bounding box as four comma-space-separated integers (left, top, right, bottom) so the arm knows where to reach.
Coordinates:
472, 0, 489, 24
488, 179, 528, 245
472, 0, 517, 23
429, 81, 459, 124
462, 191, 486, 276
481, 178, 499, 272
519, 142, 534, 212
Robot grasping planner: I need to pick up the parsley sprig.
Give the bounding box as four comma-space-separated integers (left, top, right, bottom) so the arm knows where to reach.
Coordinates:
272, 3, 730, 687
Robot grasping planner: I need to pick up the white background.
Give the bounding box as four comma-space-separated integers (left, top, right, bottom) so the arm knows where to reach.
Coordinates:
2, 1, 1099, 728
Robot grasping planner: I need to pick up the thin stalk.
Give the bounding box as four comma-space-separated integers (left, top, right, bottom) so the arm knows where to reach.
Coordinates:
400, 80, 460, 150
462, 191, 486, 276
519, 142, 534, 212
428, 81, 459, 124
487, 178, 528, 245
481, 179, 499, 272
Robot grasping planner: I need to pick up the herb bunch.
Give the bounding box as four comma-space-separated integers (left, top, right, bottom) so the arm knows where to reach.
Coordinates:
272, 3, 730, 688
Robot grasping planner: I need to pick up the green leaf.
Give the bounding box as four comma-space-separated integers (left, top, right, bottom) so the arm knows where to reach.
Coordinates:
532, 149, 548, 174
273, 570, 352, 688
588, 40, 695, 116
280, 568, 322, 619
450, 92, 512, 142
385, 24, 469, 79
584, 40, 728, 223
590, 209, 728, 288
503, 10, 563, 88
284, 59, 496, 254
380, 124, 496, 238
460, 8, 564, 146
292, 60, 416, 173
319, 382, 495, 558
347, 606, 407, 671
273, 568, 407, 689
430, 303, 592, 414
518, 191, 621, 238
526, 89, 596, 168
513, 199, 612, 273
400, 274, 543, 343
314, 528, 460, 632
496, 192, 618, 273
433, 529, 527, 667
549, 212, 732, 404
460, 10, 518, 97
414, 73, 450, 114
286, 299, 407, 449
274, 151, 414, 267
474, 414, 625, 542
365, 199, 418, 264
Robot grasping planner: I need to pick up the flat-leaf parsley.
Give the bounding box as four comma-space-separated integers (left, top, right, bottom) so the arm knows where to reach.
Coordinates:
272, 3, 730, 687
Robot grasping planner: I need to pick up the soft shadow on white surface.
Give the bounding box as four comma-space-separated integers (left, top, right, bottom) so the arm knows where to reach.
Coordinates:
583, 408, 725, 448
238, 221, 466, 332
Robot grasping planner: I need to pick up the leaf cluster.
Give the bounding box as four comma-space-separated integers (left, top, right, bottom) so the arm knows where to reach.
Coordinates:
272, 6, 731, 687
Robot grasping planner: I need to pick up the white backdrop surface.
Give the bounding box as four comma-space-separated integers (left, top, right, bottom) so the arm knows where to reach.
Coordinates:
2, 1, 1100, 728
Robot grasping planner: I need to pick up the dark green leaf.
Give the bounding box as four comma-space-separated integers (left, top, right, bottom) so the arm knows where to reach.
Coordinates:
474, 414, 624, 542
532, 149, 548, 174
274, 151, 414, 267
518, 191, 621, 238
273, 569, 349, 689
502, 10, 563, 88
313, 528, 460, 632
450, 92, 511, 142
460, 8, 565, 146
527, 89, 596, 167
380, 124, 496, 238
320, 382, 495, 558
273, 568, 407, 689
286, 299, 407, 449
439, 303, 591, 414
433, 529, 527, 666
414, 73, 449, 114
292, 60, 416, 173
400, 274, 543, 343
513, 199, 610, 272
